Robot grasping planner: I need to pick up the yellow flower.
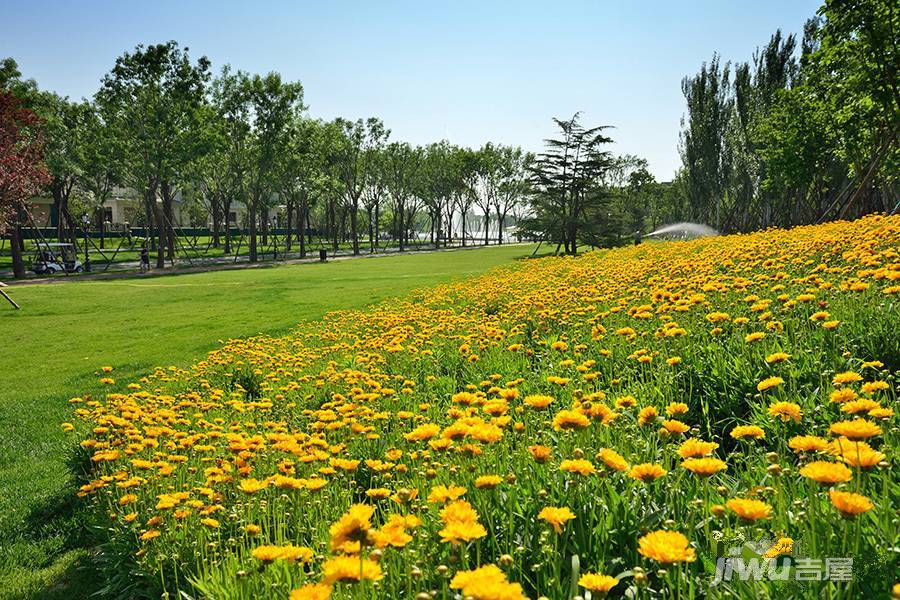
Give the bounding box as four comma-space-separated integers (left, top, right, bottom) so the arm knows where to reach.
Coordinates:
830, 438, 885, 468
768, 401, 802, 423
528, 444, 552, 463
756, 376, 784, 392
788, 435, 829, 453
439, 500, 487, 544
289, 583, 332, 600
538, 506, 576, 533
638, 530, 696, 563
678, 438, 719, 458
329, 504, 374, 552
682, 457, 728, 477
829, 490, 874, 518
322, 555, 382, 583
829, 419, 882, 440
730, 425, 765, 439
637, 406, 659, 426
745, 331, 765, 343
523, 394, 554, 409
661, 419, 689, 434
765, 352, 790, 363
726, 498, 772, 521
450, 564, 526, 600
239, 478, 268, 494
666, 402, 689, 416
201, 518, 219, 529
762, 537, 793, 558
598, 448, 629, 472
830, 388, 858, 403
579, 573, 619, 594
428, 484, 467, 504
629, 463, 667, 482
552, 409, 590, 431
404, 423, 441, 441
840, 398, 880, 414
139, 529, 160, 541
861, 380, 889, 395
799, 461, 853, 485
474, 475, 503, 489
832, 371, 862, 386
560, 458, 597, 476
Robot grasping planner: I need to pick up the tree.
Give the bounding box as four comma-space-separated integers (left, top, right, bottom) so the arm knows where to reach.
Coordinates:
36, 93, 91, 244
77, 104, 123, 248
237, 71, 304, 262
0, 91, 50, 277
278, 118, 334, 258
384, 141, 421, 251
361, 145, 388, 252
333, 118, 388, 255
96, 41, 211, 268
492, 146, 530, 244
524, 113, 614, 254
679, 54, 733, 230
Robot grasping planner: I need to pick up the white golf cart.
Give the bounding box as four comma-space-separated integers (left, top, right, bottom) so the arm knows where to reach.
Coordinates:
31, 242, 84, 274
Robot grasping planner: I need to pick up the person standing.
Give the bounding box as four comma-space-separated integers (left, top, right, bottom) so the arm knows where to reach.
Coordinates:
140, 244, 150, 272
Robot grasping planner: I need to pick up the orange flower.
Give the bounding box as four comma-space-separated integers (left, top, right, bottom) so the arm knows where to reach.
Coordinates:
682, 457, 727, 476
579, 573, 619, 594
799, 461, 853, 485
538, 506, 576, 533
768, 401, 802, 422
726, 498, 772, 521
560, 458, 597, 476
629, 463, 667, 482
829, 490, 874, 518
638, 530, 696, 563
829, 419, 882, 440
757, 376, 784, 392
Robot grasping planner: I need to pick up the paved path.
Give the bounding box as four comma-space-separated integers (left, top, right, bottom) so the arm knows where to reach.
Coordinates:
2, 243, 532, 287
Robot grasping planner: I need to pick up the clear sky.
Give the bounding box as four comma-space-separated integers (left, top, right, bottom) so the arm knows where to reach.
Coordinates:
3, 0, 821, 180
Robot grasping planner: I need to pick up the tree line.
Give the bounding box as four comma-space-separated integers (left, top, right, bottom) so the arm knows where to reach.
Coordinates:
2, 0, 894, 274
674, 0, 897, 232
0, 44, 545, 276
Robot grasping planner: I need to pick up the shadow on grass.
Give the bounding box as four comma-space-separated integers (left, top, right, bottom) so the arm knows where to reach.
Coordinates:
0, 449, 102, 600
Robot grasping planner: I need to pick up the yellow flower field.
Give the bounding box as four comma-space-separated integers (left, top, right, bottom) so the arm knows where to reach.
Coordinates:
68, 215, 898, 599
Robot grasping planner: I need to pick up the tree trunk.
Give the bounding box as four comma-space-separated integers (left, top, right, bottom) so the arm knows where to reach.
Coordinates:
496, 209, 505, 244
153, 201, 165, 268
483, 212, 490, 245
9, 222, 26, 279
211, 196, 221, 248
374, 203, 381, 251
223, 199, 232, 254
366, 207, 374, 253
461, 210, 467, 247
285, 197, 294, 252
298, 196, 307, 258
397, 202, 405, 252
161, 181, 176, 261
351, 201, 360, 255
249, 202, 258, 262
144, 198, 155, 251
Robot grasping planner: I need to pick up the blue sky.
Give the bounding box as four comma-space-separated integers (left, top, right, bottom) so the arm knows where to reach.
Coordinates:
3, 0, 821, 179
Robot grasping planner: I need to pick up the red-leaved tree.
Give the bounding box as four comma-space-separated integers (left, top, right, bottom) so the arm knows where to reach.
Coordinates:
0, 90, 50, 277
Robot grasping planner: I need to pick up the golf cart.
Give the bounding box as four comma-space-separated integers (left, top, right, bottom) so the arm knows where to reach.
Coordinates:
31, 243, 84, 274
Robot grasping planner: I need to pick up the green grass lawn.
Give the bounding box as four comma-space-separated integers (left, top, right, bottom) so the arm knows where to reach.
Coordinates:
0, 244, 537, 600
